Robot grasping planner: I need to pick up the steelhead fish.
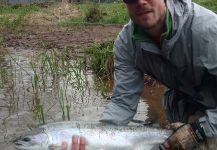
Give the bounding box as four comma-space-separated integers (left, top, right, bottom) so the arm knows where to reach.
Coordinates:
14, 121, 172, 150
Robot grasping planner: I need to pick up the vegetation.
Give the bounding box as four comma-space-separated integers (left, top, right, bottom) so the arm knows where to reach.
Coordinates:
61, 2, 129, 26
0, 0, 216, 29
84, 3, 103, 23
85, 40, 114, 79
29, 48, 86, 122
193, 0, 217, 12
0, 48, 87, 124
0, 4, 43, 29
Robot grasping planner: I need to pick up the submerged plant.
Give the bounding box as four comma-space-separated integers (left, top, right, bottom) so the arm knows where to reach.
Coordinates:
35, 104, 45, 125
29, 48, 86, 122
1, 47, 88, 125
0, 67, 8, 88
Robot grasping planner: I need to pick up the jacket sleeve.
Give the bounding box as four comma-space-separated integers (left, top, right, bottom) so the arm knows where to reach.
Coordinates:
199, 107, 217, 138
99, 30, 144, 125
193, 14, 217, 138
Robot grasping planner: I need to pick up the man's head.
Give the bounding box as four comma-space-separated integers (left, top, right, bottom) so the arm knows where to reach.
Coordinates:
124, 0, 166, 31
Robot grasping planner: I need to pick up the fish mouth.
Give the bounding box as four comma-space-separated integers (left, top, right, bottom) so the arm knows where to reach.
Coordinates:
14, 128, 50, 149
15, 140, 35, 148
14, 136, 41, 150
15, 140, 60, 150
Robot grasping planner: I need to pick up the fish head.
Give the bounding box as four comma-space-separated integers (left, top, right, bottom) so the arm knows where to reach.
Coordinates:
14, 128, 51, 150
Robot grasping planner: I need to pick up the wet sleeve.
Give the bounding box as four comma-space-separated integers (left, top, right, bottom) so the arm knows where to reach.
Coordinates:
196, 21, 217, 138
99, 34, 144, 125
198, 108, 217, 138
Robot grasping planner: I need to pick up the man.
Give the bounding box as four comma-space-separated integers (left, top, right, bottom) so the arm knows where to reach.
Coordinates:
99, 0, 217, 149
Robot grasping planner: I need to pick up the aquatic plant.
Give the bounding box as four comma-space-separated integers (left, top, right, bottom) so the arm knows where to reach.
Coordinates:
94, 77, 113, 99
28, 48, 86, 122
0, 67, 8, 88
85, 40, 114, 79
35, 104, 45, 125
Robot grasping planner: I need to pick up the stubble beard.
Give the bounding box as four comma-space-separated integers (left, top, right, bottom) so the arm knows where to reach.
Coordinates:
131, 10, 166, 37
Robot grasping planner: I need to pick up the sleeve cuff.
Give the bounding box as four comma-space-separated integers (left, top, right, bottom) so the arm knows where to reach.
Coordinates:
190, 121, 206, 141
99, 102, 136, 126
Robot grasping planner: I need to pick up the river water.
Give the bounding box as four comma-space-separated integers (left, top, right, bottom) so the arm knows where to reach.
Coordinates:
1, 47, 216, 150
0, 47, 162, 149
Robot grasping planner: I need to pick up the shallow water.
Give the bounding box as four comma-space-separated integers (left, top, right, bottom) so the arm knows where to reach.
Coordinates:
0, 47, 150, 150
1, 47, 216, 150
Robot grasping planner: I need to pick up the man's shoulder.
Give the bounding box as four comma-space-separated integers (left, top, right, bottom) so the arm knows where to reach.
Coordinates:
114, 20, 135, 49
118, 20, 134, 39
188, 3, 217, 42
192, 3, 217, 29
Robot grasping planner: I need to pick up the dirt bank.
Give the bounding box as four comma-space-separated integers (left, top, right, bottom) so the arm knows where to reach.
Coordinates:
0, 3, 122, 51
1, 24, 122, 51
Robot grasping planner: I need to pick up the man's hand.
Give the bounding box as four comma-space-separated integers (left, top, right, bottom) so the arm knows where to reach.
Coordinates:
61, 135, 86, 150
160, 122, 206, 150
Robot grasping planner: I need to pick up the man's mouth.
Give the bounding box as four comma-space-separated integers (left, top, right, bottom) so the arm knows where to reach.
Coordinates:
136, 10, 152, 16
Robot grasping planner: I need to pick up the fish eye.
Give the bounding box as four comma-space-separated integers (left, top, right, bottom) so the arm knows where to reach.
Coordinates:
23, 137, 31, 142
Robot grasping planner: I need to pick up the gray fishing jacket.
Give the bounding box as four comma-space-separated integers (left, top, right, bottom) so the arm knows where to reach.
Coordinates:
100, 0, 217, 138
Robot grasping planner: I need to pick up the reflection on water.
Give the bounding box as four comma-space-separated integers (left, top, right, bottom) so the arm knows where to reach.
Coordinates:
0, 47, 216, 150
0, 47, 149, 149
142, 84, 168, 127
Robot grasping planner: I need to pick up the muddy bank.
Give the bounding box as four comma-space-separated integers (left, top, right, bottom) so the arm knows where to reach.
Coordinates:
0, 24, 122, 51
0, 2, 122, 51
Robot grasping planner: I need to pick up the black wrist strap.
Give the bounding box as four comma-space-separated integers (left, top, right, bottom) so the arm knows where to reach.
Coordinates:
190, 121, 206, 141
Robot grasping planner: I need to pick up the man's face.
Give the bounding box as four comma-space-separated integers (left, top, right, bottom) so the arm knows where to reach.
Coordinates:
125, 0, 166, 29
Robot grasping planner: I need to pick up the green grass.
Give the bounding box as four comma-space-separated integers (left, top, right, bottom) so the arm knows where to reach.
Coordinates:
193, 0, 217, 12
61, 2, 129, 26
61, 0, 217, 27
85, 40, 114, 79
0, 1, 216, 29
0, 4, 43, 29
99, 3, 128, 24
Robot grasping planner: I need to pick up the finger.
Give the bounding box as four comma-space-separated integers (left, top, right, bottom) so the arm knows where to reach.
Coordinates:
79, 136, 86, 150
170, 122, 184, 130
61, 141, 68, 150
159, 141, 171, 150
72, 135, 79, 150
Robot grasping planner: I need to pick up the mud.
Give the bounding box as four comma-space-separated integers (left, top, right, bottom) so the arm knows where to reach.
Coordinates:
0, 2, 122, 51
0, 24, 122, 51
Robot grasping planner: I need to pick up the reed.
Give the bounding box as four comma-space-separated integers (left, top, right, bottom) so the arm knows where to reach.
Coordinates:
35, 104, 45, 125
2, 47, 87, 124
31, 48, 86, 122
0, 67, 8, 88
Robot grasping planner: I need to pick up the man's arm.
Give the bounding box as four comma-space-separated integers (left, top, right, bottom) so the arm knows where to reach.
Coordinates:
100, 31, 144, 125
160, 15, 217, 149
197, 22, 217, 138
198, 107, 217, 138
